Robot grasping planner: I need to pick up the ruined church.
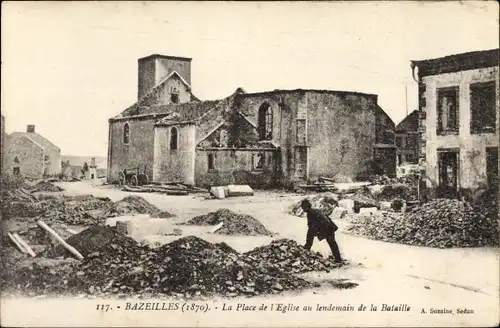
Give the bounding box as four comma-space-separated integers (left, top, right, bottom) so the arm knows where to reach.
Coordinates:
107, 54, 396, 188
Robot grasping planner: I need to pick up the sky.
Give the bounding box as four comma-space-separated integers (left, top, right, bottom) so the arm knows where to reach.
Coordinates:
2, 1, 499, 156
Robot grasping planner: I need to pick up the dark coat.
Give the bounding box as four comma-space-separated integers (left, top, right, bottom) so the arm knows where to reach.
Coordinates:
306, 208, 338, 240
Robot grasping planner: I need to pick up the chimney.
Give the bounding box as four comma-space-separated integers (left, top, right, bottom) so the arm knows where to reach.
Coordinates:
91, 157, 96, 167
27, 125, 35, 133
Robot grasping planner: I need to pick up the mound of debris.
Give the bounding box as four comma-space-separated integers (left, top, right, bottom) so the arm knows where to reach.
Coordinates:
10, 236, 311, 298
290, 193, 339, 217
184, 209, 273, 236
94, 236, 310, 298
242, 239, 342, 273
103, 196, 174, 218
346, 198, 499, 248
29, 181, 64, 193
345, 189, 379, 213
43, 225, 141, 258
17, 223, 74, 247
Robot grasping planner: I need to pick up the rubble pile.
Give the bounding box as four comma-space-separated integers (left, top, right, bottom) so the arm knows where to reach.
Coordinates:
346, 191, 379, 213
43, 225, 140, 258
8, 236, 312, 298
29, 181, 64, 193
103, 196, 174, 218
346, 199, 499, 248
289, 193, 339, 217
369, 174, 419, 202
99, 236, 310, 298
242, 239, 342, 273
184, 209, 273, 236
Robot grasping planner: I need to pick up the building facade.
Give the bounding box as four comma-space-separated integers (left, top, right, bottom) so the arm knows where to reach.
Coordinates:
411, 48, 499, 199
108, 54, 396, 188
395, 110, 419, 165
3, 125, 62, 179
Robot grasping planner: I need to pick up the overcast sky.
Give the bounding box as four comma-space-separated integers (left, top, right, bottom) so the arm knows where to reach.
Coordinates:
2, 1, 498, 156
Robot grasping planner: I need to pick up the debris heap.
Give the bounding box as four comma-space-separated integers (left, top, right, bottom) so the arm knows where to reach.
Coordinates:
9, 236, 311, 298
242, 239, 342, 273
346, 199, 499, 248
184, 209, 273, 236
289, 193, 339, 217
103, 196, 174, 218
43, 225, 140, 258
29, 181, 64, 193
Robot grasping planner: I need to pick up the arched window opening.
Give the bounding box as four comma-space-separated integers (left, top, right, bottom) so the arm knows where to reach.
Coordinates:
170, 127, 178, 150
258, 103, 273, 141
123, 123, 130, 144
14, 156, 20, 164
207, 153, 214, 170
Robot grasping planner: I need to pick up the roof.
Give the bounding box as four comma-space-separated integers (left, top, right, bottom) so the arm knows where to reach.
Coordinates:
396, 110, 419, 132
114, 71, 199, 119
153, 88, 246, 144
411, 48, 499, 78
138, 54, 192, 62
9, 132, 61, 152
238, 88, 378, 99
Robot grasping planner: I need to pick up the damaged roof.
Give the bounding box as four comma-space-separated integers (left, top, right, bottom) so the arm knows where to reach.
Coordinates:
238, 88, 378, 99
411, 48, 499, 78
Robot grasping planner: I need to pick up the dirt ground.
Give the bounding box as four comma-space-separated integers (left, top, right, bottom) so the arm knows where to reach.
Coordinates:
2, 180, 499, 327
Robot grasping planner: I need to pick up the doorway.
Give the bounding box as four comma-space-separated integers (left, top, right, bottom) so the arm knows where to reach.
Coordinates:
437, 149, 459, 198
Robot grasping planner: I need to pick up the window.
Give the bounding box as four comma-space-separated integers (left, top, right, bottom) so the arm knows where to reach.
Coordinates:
123, 123, 130, 144
397, 154, 402, 165
207, 154, 214, 170
252, 152, 264, 170
170, 127, 178, 150
170, 93, 179, 104
13, 167, 20, 176
486, 147, 498, 187
258, 103, 273, 140
395, 136, 403, 147
296, 119, 306, 144
44, 155, 49, 162
437, 87, 459, 135
470, 81, 496, 134
13, 156, 19, 164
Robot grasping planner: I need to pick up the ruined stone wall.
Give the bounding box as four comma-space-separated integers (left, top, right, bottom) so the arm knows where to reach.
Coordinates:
153, 124, 196, 185
306, 92, 379, 182
108, 118, 156, 183
194, 149, 277, 188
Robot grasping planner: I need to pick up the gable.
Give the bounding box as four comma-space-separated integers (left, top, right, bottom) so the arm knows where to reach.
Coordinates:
117, 71, 199, 118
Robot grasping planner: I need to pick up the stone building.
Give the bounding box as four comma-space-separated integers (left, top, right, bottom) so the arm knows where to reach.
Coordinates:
4, 125, 62, 179
411, 48, 499, 199
395, 109, 419, 165
107, 54, 396, 188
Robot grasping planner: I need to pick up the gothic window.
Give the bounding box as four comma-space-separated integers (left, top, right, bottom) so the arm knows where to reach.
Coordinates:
14, 156, 19, 164
258, 103, 273, 140
123, 123, 130, 144
170, 87, 180, 104
170, 127, 178, 150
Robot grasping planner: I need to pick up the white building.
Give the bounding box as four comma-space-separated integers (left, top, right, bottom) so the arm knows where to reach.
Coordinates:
411, 48, 499, 200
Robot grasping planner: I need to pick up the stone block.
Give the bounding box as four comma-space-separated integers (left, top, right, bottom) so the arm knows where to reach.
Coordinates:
338, 199, 354, 213
227, 184, 254, 197
379, 201, 392, 210
359, 207, 378, 214
331, 207, 348, 220
105, 214, 150, 227
126, 219, 180, 238
210, 186, 226, 199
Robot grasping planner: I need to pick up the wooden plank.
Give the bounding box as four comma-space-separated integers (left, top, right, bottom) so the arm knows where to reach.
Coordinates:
37, 220, 84, 260
13, 233, 36, 257
8, 232, 27, 254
